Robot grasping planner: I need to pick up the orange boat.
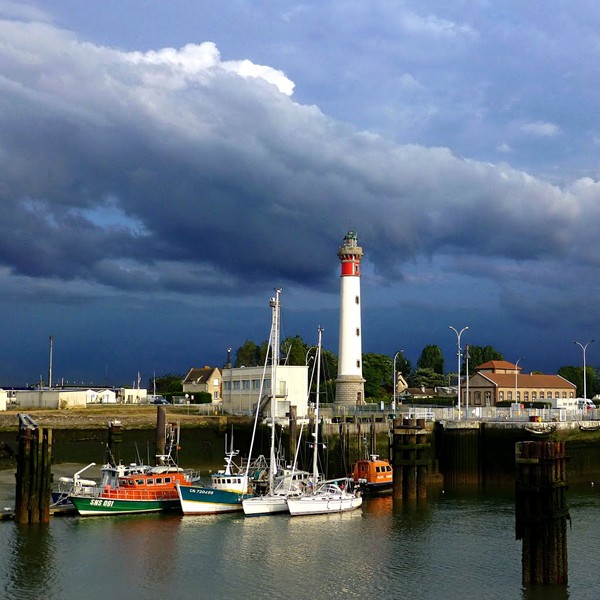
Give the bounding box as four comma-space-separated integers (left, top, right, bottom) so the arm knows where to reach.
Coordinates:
351, 454, 393, 493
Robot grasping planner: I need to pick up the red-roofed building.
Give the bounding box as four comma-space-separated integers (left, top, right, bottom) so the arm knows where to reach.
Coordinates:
465, 361, 576, 407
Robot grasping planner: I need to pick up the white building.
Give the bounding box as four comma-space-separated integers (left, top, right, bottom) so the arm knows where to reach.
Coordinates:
221, 365, 309, 418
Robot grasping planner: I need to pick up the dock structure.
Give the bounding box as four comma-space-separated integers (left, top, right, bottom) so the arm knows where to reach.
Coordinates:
391, 418, 429, 500
14, 414, 53, 524
515, 440, 569, 585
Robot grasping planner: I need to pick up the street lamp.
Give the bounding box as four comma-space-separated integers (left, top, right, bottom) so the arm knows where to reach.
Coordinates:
515, 357, 524, 406
449, 326, 469, 419
573, 340, 594, 399
392, 350, 404, 411
465, 344, 470, 418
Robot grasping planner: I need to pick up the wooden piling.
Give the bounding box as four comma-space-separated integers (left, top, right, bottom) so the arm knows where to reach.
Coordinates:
515, 441, 569, 585
288, 406, 297, 462
155, 406, 167, 463
14, 415, 52, 524
392, 417, 430, 501
370, 414, 376, 456
107, 420, 123, 465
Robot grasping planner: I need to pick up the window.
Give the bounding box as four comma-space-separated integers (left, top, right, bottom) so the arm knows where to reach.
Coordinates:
223, 381, 231, 391
532, 392, 537, 400
499, 391, 504, 401
156, 478, 163, 484
356, 360, 360, 368
356, 328, 360, 336
147, 479, 154, 485
213, 378, 219, 386
507, 391, 513, 401
524, 392, 529, 401
213, 391, 219, 399
252, 379, 261, 390
233, 381, 240, 390
355, 296, 360, 304
539, 391, 544, 399
242, 380, 250, 390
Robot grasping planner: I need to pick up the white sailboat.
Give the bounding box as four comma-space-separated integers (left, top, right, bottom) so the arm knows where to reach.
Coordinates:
242, 289, 308, 516
287, 327, 363, 517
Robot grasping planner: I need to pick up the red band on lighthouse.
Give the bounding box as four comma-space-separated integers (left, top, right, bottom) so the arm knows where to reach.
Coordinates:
341, 260, 360, 276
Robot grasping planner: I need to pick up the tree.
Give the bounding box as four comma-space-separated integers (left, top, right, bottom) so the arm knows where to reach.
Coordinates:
234, 340, 263, 367
417, 345, 444, 374
412, 367, 447, 389
395, 353, 412, 379
149, 374, 183, 394
281, 335, 309, 366
558, 365, 596, 398
464, 345, 504, 375
362, 353, 393, 400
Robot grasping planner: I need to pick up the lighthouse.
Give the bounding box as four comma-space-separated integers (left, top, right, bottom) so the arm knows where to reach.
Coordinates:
335, 231, 365, 406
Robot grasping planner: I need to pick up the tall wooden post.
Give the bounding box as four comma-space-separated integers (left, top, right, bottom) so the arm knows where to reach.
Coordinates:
370, 414, 376, 456
15, 415, 52, 524
288, 406, 297, 463
392, 417, 429, 501
516, 441, 569, 585
107, 420, 122, 465
155, 406, 167, 464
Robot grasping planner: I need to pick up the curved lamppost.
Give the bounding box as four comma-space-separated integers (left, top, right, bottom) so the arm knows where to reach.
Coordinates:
573, 340, 594, 399
515, 357, 524, 405
449, 326, 468, 420
392, 350, 404, 411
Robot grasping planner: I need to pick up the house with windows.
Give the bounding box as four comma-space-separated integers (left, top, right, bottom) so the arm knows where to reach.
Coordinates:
465, 360, 576, 407
182, 366, 222, 403
221, 364, 308, 417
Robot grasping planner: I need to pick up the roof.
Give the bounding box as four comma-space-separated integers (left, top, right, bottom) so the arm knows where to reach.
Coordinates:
476, 360, 520, 371
182, 367, 219, 384
476, 372, 575, 389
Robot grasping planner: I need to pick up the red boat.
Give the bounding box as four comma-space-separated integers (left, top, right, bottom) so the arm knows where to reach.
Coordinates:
351, 455, 393, 493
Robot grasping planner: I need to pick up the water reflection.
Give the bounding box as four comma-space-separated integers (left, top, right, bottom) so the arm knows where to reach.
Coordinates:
6, 523, 56, 599
0, 486, 597, 599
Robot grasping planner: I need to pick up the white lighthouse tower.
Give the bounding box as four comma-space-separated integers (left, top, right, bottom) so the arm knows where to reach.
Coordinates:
335, 231, 365, 406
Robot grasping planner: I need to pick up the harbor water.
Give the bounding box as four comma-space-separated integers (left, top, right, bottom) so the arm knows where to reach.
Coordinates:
0, 475, 598, 599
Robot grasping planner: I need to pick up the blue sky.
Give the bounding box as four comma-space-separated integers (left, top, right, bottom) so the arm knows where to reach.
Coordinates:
1, 1, 600, 387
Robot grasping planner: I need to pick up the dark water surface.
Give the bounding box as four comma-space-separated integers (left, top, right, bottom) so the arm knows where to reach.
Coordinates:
0, 480, 598, 600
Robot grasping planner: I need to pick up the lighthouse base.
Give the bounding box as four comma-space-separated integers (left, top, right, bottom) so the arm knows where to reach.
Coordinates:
334, 375, 366, 406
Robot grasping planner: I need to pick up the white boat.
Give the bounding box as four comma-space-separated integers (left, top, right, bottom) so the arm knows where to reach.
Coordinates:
177, 438, 254, 515
286, 478, 363, 516
243, 289, 294, 516
287, 327, 363, 517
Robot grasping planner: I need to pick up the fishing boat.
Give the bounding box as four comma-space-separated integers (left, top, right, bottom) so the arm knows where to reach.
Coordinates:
287, 327, 363, 517
69, 424, 198, 516
177, 440, 255, 515
351, 454, 393, 494
51, 461, 150, 508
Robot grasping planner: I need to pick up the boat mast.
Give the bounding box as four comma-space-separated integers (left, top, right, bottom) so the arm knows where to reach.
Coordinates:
312, 326, 323, 490
268, 289, 282, 495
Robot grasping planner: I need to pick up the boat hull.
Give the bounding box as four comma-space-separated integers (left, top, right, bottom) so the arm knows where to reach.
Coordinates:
287, 495, 363, 516
177, 484, 251, 515
70, 496, 180, 516
242, 495, 288, 516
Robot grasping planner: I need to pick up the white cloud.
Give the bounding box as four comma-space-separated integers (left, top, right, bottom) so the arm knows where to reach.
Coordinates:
520, 120, 561, 137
